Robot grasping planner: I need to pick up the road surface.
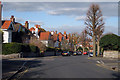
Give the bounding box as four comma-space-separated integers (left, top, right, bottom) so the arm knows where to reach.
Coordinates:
20, 55, 118, 78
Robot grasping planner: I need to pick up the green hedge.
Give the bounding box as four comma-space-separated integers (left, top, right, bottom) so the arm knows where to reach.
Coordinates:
2, 42, 39, 55
100, 34, 119, 51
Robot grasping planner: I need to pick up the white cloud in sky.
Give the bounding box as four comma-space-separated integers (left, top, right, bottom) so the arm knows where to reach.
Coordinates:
2, 2, 118, 34
2, 0, 119, 2
28, 20, 44, 25
3, 2, 118, 17
45, 25, 86, 34
75, 16, 86, 21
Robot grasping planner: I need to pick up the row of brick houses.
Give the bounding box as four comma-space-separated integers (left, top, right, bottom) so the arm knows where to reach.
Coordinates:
1, 14, 70, 48
0, 2, 93, 50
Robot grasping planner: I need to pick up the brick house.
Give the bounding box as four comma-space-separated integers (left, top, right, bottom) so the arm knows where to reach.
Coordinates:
1, 15, 36, 43
39, 31, 54, 47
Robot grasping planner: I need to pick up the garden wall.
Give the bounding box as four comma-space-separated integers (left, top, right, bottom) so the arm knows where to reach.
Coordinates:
103, 50, 119, 58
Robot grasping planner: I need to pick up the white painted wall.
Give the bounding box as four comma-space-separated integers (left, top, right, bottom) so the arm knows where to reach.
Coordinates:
41, 40, 48, 47
3, 30, 12, 43
40, 40, 54, 47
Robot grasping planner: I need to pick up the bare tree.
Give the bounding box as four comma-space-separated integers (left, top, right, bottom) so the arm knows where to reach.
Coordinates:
29, 38, 46, 52
85, 4, 104, 57
80, 30, 88, 53
96, 25, 104, 56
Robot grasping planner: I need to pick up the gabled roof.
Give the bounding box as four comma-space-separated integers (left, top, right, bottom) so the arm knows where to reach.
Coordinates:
29, 27, 35, 32
39, 32, 51, 40
1, 20, 12, 29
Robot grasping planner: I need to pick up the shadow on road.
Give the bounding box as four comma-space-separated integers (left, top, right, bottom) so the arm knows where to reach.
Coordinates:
2, 58, 45, 79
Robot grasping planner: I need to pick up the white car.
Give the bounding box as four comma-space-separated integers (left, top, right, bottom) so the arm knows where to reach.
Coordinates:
88, 52, 93, 57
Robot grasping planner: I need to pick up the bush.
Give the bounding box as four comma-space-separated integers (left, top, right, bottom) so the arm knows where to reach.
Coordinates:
21, 44, 31, 52
100, 33, 119, 51
2, 43, 22, 55
30, 45, 39, 53
2, 42, 39, 55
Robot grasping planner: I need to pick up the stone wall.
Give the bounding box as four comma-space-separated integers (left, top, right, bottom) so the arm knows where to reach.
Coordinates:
2, 52, 38, 59
44, 51, 61, 56
103, 50, 119, 58
2, 53, 20, 59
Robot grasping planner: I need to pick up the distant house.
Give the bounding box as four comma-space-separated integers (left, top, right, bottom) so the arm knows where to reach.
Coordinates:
1, 15, 36, 43
1, 20, 14, 43
50, 31, 59, 48
29, 24, 46, 38
39, 31, 54, 47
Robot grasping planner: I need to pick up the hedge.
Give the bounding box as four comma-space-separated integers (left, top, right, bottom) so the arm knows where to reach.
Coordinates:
2, 42, 39, 55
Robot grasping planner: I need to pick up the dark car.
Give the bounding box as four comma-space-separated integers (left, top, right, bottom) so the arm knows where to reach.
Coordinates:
69, 51, 74, 55
77, 51, 82, 55
61, 51, 71, 56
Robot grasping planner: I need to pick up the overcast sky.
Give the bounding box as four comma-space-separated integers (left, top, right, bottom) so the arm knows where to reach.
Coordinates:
2, 2, 118, 35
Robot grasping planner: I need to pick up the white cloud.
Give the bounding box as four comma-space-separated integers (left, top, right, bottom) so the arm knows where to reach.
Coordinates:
2, 0, 119, 2
3, 2, 118, 17
2, 16, 25, 22
45, 25, 86, 33
75, 16, 86, 21
28, 20, 44, 25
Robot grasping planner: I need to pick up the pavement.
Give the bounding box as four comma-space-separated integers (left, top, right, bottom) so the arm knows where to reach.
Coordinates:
88, 57, 119, 72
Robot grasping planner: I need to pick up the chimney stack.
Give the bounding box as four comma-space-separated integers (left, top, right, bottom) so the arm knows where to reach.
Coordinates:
35, 24, 38, 28
38, 25, 40, 28
55, 31, 57, 34
10, 15, 15, 23
64, 31, 66, 35
25, 21, 29, 29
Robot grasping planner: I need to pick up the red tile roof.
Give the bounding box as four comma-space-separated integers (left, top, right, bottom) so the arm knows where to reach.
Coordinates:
1, 20, 11, 29
39, 32, 51, 40
58, 33, 63, 42
53, 33, 58, 41
29, 27, 35, 32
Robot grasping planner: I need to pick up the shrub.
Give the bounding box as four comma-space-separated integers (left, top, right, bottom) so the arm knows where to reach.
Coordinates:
2, 42, 39, 55
2, 43, 22, 55
30, 45, 39, 53
100, 33, 119, 51
21, 44, 31, 52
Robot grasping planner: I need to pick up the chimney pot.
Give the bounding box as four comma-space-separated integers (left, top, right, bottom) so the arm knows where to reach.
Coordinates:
10, 15, 15, 23
25, 21, 28, 23
25, 21, 29, 29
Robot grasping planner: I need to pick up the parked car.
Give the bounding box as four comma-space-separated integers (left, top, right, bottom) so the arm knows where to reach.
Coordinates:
88, 52, 93, 57
69, 51, 74, 55
77, 51, 82, 55
83, 52, 87, 55
88, 52, 98, 57
72, 52, 77, 56
61, 51, 71, 56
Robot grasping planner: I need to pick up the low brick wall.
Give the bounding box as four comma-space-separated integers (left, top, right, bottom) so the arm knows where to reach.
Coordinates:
2, 53, 20, 59
103, 50, 119, 58
2, 52, 38, 59
44, 51, 61, 56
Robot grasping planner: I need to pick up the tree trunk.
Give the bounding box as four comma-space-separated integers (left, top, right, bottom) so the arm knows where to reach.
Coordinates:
74, 45, 76, 51
93, 36, 96, 57
83, 47, 85, 54
97, 40, 100, 57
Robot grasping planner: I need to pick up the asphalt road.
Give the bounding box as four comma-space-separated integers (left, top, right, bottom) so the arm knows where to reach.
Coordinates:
21, 55, 118, 78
